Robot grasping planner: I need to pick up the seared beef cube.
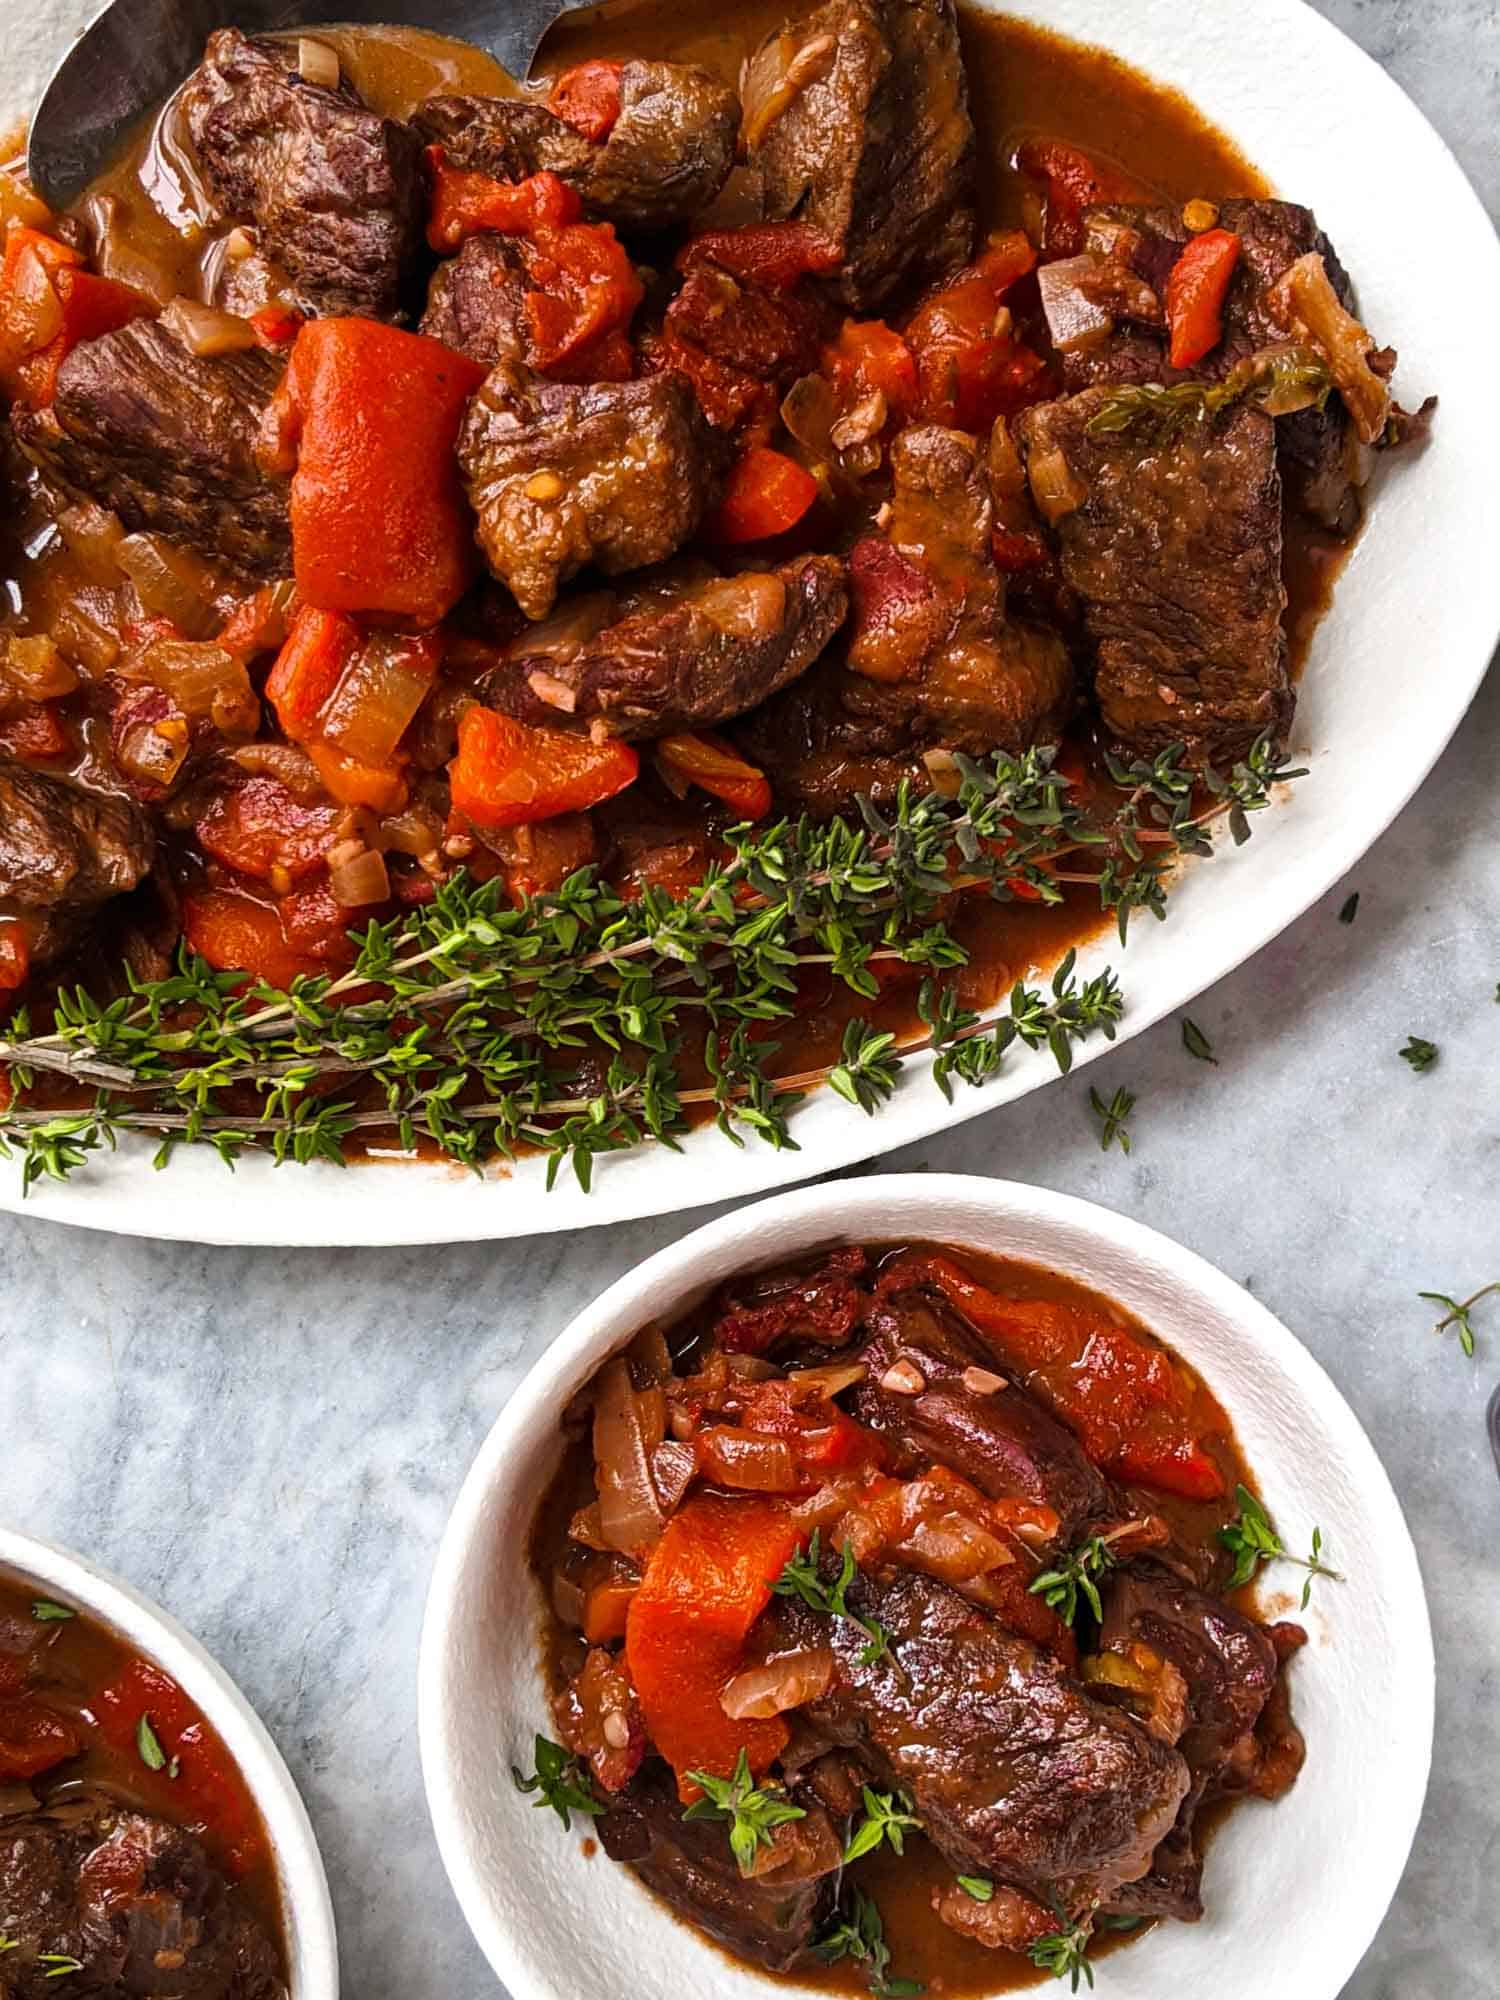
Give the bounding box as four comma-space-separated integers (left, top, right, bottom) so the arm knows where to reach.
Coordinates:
852, 1281, 1109, 1540
1097, 1560, 1280, 1779
419, 233, 531, 366
458, 362, 723, 619
598, 1763, 838, 1973
181, 27, 424, 321
11, 320, 289, 577
743, 0, 975, 309
1099, 1778, 1208, 1923
787, 1567, 1190, 1907
0, 763, 154, 964
415, 61, 739, 233
1015, 389, 1288, 762
1072, 199, 1376, 535
737, 424, 1071, 810
0, 1794, 284, 1999
489, 553, 848, 740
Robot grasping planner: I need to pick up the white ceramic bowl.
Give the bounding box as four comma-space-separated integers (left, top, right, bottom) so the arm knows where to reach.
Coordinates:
2, 0, 1500, 1244
0, 1526, 339, 2000
421, 1175, 1434, 2000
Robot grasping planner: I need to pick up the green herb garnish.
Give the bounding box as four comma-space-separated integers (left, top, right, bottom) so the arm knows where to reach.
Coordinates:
1419, 1282, 1500, 1360
1085, 346, 1332, 446
0, 1935, 19, 1954
39, 1958, 85, 1979
843, 1787, 922, 1862
511, 1733, 603, 1831
817, 1888, 924, 1997
1400, 1035, 1438, 1073
1029, 1911, 1095, 1990
0, 738, 1303, 1193
1218, 1485, 1343, 1607
1088, 1084, 1135, 1154
1029, 1532, 1126, 1627
771, 1532, 893, 1667
1180, 1017, 1217, 1064
30, 1600, 74, 1622
136, 1714, 167, 1772
956, 1875, 994, 1902
1338, 891, 1359, 924
682, 1748, 805, 1876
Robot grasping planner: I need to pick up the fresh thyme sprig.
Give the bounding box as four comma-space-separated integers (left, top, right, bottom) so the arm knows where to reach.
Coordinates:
770, 1532, 893, 1667
1419, 1282, 1500, 1360
1085, 345, 1333, 447
843, 1787, 922, 1863
1399, 1035, 1438, 1073
1029, 1909, 1096, 1991
1088, 1085, 1135, 1154
816, 1887, 924, 1998
1028, 1531, 1131, 1627
0, 738, 1302, 1192
683, 1747, 805, 1875
1218, 1485, 1343, 1607
511, 1733, 603, 1831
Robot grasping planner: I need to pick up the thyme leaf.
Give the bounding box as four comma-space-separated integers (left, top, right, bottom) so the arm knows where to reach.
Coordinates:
683, 1748, 805, 1876
817, 1888, 924, 1997
1218, 1485, 1343, 1604
1419, 1283, 1500, 1361
1399, 1035, 1438, 1073
956, 1876, 994, 1902
1084, 345, 1333, 446
511, 1733, 603, 1831
1338, 891, 1360, 924
1029, 1910, 1095, 1990
1180, 1017, 1217, 1064
1028, 1529, 1133, 1628
30, 1600, 73, 1622
1088, 1084, 1135, 1154
136, 1714, 167, 1773
771, 1532, 893, 1666
843, 1787, 922, 1863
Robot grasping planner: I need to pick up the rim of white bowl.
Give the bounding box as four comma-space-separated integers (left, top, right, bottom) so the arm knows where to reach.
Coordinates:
419, 1173, 1435, 2000
0, 1526, 339, 2000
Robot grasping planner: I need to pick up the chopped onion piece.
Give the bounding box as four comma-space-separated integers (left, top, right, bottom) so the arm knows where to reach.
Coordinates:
6, 246, 62, 351
551, 1573, 587, 1630
52, 603, 119, 677
56, 503, 125, 586
1269, 252, 1391, 444
135, 640, 239, 713
160, 295, 258, 357
320, 634, 439, 767
650, 1439, 697, 1514
692, 573, 786, 641
116, 713, 190, 793
593, 1358, 668, 1554
720, 1646, 835, 1720
1026, 445, 1089, 524
116, 534, 218, 638
0, 171, 53, 234
231, 743, 324, 798
1037, 255, 1115, 352
298, 37, 341, 88
378, 807, 445, 856
697, 1427, 799, 1493
4, 634, 78, 700
897, 1514, 1013, 1581
329, 845, 390, 908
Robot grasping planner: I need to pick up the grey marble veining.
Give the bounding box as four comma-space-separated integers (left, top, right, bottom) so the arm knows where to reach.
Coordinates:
1, 1, 1498, 1994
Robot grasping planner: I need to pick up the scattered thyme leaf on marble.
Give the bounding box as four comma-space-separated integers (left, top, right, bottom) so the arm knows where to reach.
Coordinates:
1400, 1036, 1438, 1073
1338, 892, 1360, 924
1181, 1017, 1218, 1064
1419, 1283, 1500, 1361
1089, 1084, 1135, 1154
1218, 1485, 1343, 1602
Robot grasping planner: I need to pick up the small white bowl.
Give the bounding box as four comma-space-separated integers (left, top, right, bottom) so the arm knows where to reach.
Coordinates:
421, 1175, 1434, 2000
0, 1526, 339, 2000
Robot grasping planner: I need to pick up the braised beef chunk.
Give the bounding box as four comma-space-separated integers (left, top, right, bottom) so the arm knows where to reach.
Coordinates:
11, 321, 289, 577
1070, 199, 1375, 534
713, 1244, 869, 1356
419, 234, 530, 366
1015, 390, 1288, 761
737, 425, 1071, 811
458, 362, 724, 619
1099, 1779, 1208, 1924
598, 1763, 837, 1973
181, 28, 424, 321
0, 1796, 285, 1999
787, 1567, 1190, 1906
744, 0, 976, 309
0, 765, 154, 965
851, 1283, 1109, 1540
415, 61, 739, 232
488, 553, 848, 740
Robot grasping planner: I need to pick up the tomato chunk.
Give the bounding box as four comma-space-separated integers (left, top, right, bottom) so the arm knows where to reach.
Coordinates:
0, 919, 30, 994
904, 234, 1051, 433
625, 1494, 802, 1798
425, 152, 584, 251
182, 888, 336, 989
522, 220, 643, 370
547, 61, 625, 143
196, 777, 342, 884
0, 227, 154, 405
822, 318, 919, 422
705, 445, 818, 545
450, 706, 638, 829
1015, 139, 1145, 257
261, 318, 487, 627
0, 1697, 81, 1780
1165, 227, 1242, 369
679, 223, 842, 291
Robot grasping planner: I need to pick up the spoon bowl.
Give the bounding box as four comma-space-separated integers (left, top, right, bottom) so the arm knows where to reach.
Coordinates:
26, 0, 590, 208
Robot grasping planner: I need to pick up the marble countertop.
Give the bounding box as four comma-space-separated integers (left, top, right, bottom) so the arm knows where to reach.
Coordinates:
2, 2, 1497, 1995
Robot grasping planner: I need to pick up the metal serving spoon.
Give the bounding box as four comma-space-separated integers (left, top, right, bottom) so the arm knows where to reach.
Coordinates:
27, 0, 592, 210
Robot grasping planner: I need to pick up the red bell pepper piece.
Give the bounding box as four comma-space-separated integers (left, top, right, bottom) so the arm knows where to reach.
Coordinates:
547, 61, 625, 143
195, 776, 342, 884
0, 226, 154, 406
264, 604, 360, 742
625, 1494, 803, 1798
1165, 227, 1241, 369
905, 234, 1051, 433
1015, 139, 1145, 257
654, 732, 773, 820
822, 318, 919, 422
450, 705, 638, 830
181, 888, 331, 990
425, 150, 585, 252
0, 1697, 82, 1780
678, 223, 842, 291
991, 528, 1050, 573
260, 318, 487, 627
704, 445, 818, 545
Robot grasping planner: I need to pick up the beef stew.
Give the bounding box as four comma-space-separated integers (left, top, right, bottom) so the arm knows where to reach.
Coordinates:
524, 1242, 1312, 1993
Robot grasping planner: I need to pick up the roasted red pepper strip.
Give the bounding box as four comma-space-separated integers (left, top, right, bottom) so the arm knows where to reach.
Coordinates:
425, 150, 584, 251
1165, 227, 1241, 369
1015, 139, 1145, 257
261, 318, 487, 626
181, 888, 332, 990
704, 445, 818, 545
880, 1252, 1227, 1501
679, 222, 842, 291
0, 227, 153, 406
450, 706, 639, 829
195, 777, 342, 884
625, 1494, 802, 1799
547, 61, 625, 143
655, 732, 773, 820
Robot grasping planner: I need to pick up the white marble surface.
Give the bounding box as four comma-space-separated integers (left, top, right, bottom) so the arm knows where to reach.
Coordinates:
1, 1, 1497, 1994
